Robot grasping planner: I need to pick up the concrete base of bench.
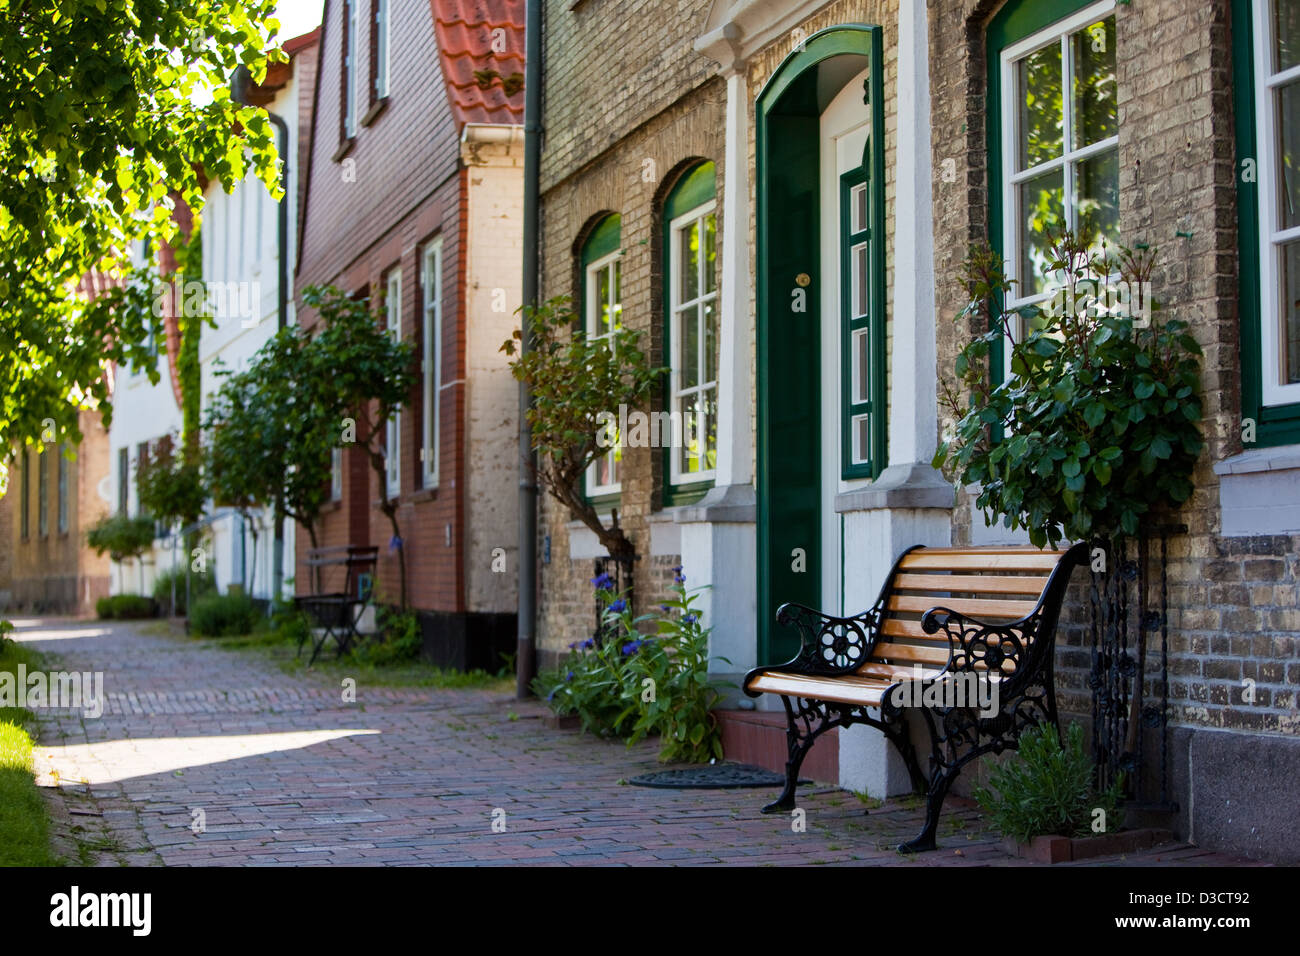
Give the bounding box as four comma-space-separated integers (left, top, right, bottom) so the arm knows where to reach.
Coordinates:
716, 709, 840, 783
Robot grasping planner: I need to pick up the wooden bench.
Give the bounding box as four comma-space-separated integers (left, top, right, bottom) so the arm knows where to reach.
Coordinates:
743, 543, 1088, 852
294, 545, 379, 665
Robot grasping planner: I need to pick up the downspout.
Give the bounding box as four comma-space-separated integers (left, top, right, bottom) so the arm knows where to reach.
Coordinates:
516, 0, 542, 698
233, 67, 291, 603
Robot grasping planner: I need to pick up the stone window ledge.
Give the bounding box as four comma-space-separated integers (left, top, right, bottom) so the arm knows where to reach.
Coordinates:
1212, 443, 1300, 536
834, 462, 954, 514
671, 483, 755, 524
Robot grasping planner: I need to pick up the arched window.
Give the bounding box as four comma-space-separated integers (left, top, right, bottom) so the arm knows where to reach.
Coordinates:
663, 163, 718, 503
582, 214, 623, 500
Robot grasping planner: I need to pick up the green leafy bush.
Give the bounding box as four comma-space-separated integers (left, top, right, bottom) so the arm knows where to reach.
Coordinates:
95, 594, 157, 620
934, 233, 1204, 546
189, 591, 259, 637
86, 514, 157, 563
351, 607, 423, 665
534, 568, 729, 763
974, 722, 1124, 843
152, 565, 217, 616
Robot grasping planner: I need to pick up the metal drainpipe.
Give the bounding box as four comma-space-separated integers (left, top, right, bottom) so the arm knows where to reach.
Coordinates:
516, 0, 542, 698
233, 67, 290, 604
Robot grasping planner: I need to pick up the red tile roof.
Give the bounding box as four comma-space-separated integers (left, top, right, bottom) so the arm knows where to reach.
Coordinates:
429, 0, 525, 128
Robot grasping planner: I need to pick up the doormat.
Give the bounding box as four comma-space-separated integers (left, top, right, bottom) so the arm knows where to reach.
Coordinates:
628, 763, 803, 790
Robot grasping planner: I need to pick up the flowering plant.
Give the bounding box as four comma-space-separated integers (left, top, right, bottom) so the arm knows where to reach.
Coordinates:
534, 566, 729, 763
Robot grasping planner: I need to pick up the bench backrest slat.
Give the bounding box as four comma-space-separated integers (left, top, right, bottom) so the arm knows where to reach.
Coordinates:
864, 545, 1079, 675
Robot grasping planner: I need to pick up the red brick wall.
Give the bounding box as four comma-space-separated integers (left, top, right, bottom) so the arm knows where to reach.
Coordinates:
295, 0, 466, 613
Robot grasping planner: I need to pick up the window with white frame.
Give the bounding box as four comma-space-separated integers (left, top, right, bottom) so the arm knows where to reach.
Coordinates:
385, 268, 402, 498
374, 0, 390, 101
1253, 0, 1300, 405
667, 201, 718, 486
585, 245, 623, 498
999, 1, 1117, 369
421, 239, 443, 489
343, 0, 359, 138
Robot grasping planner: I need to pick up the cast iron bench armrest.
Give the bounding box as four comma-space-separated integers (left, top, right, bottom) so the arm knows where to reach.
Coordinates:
751, 601, 880, 681
920, 606, 1038, 678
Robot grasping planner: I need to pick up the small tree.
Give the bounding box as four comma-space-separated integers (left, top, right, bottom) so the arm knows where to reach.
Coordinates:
502, 297, 665, 562
87, 513, 157, 595
136, 432, 206, 538
301, 286, 417, 608
933, 232, 1204, 547
203, 328, 339, 588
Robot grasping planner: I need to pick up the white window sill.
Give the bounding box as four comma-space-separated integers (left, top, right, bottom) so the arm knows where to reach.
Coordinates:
1213, 443, 1300, 536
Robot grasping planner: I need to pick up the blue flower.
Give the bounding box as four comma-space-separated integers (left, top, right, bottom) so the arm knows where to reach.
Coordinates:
565, 671, 574, 682
607, 598, 627, 613
547, 687, 557, 702
682, 614, 697, 625
581, 638, 595, 650
621, 640, 642, 656
659, 603, 671, 612
567, 640, 579, 650
590, 572, 615, 590
389, 535, 403, 551
671, 565, 686, 584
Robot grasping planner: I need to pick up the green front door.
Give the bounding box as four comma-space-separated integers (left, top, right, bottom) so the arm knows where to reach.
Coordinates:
756, 26, 884, 666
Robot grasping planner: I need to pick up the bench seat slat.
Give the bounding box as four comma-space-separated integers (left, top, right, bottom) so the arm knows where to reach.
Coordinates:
747, 671, 892, 708
892, 572, 1051, 595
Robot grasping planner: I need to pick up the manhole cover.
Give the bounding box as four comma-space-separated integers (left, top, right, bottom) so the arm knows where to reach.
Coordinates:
628, 763, 801, 789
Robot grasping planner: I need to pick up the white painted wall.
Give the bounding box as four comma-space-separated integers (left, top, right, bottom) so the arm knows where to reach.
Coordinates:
462, 129, 524, 614
197, 71, 303, 601
107, 67, 304, 602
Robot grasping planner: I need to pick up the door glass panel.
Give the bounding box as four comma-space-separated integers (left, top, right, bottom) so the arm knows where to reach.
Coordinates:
850, 183, 868, 233
1072, 17, 1117, 148
1018, 41, 1064, 170
851, 414, 870, 465
852, 242, 869, 318
852, 328, 869, 404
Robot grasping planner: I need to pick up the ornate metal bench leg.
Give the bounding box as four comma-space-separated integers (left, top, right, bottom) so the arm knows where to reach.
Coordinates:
898, 768, 956, 854
761, 696, 808, 814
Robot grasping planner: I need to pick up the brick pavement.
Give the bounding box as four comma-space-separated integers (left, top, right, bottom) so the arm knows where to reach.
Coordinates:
9, 616, 1261, 867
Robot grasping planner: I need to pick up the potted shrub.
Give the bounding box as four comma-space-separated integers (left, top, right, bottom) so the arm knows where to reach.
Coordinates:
933, 232, 1204, 548
972, 723, 1166, 863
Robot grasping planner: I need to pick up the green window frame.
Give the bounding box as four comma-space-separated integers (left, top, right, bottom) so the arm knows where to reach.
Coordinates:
988, 0, 1118, 383
662, 162, 718, 506
839, 155, 885, 480
1234, 0, 1300, 446
582, 214, 623, 505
